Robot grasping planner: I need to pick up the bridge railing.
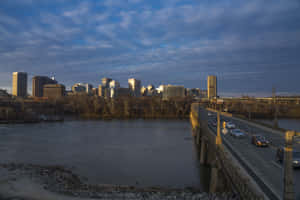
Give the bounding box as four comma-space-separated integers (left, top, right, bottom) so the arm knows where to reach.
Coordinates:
192, 103, 281, 200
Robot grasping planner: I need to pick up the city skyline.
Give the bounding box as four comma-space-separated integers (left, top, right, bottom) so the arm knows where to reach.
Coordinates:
1, 71, 299, 98
0, 0, 300, 97
7, 71, 206, 97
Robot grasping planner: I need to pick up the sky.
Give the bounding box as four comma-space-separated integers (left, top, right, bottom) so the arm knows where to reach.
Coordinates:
0, 0, 300, 97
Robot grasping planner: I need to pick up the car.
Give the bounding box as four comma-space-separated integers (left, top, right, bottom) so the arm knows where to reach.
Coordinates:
252, 135, 269, 147
208, 112, 212, 116
276, 147, 300, 168
226, 122, 236, 129
230, 129, 245, 138
211, 120, 217, 127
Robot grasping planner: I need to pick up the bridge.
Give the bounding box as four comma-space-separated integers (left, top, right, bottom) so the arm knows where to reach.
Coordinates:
190, 103, 300, 200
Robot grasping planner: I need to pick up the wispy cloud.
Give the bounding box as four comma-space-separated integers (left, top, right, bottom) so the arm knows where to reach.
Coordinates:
0, 0, 299, 95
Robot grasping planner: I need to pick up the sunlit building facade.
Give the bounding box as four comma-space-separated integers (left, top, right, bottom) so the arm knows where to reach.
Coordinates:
128, 78, 141, 97
162, 85, 185, 100
207, 75, 217, 98
43, 84, 65, 99
32, 76, 57, 97
12, 72, 27, 97
102, 78, 112, 88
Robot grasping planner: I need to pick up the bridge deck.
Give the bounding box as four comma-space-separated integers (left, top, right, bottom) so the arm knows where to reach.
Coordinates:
206, 110, 300, 200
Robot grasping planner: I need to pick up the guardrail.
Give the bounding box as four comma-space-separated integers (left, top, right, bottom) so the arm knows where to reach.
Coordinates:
207, 121, 281, 200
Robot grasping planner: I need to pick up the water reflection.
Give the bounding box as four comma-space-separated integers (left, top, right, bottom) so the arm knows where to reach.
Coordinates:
0, 119, 210, 191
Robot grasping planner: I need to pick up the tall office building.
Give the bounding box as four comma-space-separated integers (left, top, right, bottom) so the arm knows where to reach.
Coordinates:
109, 80, 120, 89
32, 76, 57, 97
109, 80, 120, 98
86, 84, 93, 94
207, 75, 217, 98
12, 72, 27, 97
99, 78, 113, 98
128, 78, 141, 97
102, 78, 112, 88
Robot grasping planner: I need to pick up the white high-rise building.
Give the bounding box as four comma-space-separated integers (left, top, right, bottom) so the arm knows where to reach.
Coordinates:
128, 78, 141, 97
109, 80, 120, 89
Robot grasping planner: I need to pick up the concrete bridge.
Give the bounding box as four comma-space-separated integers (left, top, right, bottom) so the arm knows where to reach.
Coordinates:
190, 103, 300, 200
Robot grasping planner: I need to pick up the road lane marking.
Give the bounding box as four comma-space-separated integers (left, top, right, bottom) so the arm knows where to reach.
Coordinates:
271, 161, 282, 169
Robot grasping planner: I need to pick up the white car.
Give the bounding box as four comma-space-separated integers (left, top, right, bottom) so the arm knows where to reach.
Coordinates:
226, 122, 236, 129
230, 129, 245, 138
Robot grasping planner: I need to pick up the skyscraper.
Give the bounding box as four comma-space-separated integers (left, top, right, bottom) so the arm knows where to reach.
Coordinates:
207, 75, 217, 98
32, 76, 57, 97
128, 78, 141, 97
109, 80, 120, 89
99, 78, 113, 98
12, 72, 27, 97
102, 78, 112, 88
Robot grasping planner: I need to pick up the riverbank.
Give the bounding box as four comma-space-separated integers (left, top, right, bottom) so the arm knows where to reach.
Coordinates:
0, 115, 189, 124
0, 163, 238, 200
0, 116, 64, 124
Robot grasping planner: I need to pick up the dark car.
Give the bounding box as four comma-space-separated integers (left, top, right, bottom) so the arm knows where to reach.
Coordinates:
276, 147, 300, 168
252, 135, 269, 147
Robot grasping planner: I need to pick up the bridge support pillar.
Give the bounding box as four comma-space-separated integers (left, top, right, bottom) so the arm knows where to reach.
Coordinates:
209, 159, 224, 193
209, 162, 218, 193
196, 128, 201, 145
200, 139, 207, 165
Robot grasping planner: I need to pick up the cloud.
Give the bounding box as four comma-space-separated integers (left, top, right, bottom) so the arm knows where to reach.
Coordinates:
0, 0, 300, 96
119, 11, 134, 29
96, 24, 117, 38
103, 0, 123, 7
63, 2, 91, 24
0, 14, 19, 26
95, 13, 110, 21
63, 2, 90, 17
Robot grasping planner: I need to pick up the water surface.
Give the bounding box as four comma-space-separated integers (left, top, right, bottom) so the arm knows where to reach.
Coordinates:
0, 120, 209, 190
257, 118, 300, 132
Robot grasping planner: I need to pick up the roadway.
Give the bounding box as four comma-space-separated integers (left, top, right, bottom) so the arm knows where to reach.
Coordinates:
206, 110, 300, 200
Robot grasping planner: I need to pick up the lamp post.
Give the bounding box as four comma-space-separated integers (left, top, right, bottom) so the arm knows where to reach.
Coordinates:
283, 130, 295, 200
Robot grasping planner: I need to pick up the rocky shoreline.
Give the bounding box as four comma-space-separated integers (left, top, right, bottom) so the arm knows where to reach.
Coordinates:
0, 163, 239, 200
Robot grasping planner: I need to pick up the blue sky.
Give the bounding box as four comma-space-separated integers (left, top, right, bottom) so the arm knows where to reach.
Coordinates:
0, 0, 300, 97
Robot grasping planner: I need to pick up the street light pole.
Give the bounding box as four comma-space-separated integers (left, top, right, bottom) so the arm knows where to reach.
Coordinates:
216, 111, 222, 146
283, 130, 295, 200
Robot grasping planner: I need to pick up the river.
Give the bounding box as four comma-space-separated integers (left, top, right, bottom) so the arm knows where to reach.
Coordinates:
256, 118, 300, 132
0, 119, 210, 191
